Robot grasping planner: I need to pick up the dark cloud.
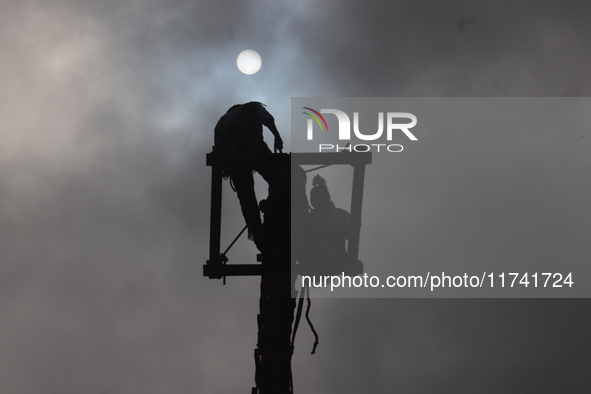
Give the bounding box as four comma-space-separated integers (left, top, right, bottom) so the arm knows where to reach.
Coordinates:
0, 0, 590, 393
297, 0, 591, 96
291, 299, 591, 392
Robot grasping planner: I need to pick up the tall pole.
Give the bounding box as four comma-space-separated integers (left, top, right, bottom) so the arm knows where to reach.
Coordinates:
253, 153, 295, 393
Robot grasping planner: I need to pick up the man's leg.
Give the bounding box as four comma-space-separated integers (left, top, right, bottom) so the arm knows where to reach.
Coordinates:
252, 144, 281, 189
229, 167, 267, 250
230, 167, 261, 228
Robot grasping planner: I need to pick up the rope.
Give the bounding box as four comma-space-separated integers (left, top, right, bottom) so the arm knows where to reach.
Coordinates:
304, 286, 319, 354
290, 285, 306, 350
222, 225, 248, 256
304, 164, 331, 173
290, 284, 319, 355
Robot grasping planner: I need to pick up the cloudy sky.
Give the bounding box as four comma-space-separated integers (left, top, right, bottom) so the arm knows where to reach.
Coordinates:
1, 0, 590, 393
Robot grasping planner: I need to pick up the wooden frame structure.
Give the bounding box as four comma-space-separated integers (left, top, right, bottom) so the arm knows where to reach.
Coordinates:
203, 150, 372, 280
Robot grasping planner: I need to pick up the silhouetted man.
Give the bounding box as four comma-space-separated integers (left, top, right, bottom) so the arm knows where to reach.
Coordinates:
215, 102, 283, 250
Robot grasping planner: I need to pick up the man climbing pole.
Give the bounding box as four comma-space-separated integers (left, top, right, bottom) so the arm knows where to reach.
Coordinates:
214, 101, 284, 251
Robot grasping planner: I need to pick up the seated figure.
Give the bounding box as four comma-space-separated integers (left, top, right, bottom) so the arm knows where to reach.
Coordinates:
305, 174, 352, 275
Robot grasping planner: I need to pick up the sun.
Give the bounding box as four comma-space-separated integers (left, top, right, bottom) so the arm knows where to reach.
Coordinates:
237, 49, 262, 75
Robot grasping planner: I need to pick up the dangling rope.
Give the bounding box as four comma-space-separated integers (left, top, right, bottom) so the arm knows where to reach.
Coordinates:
304, 286, 319, 354
291, 285, 306, 350
290, 284, 319, 355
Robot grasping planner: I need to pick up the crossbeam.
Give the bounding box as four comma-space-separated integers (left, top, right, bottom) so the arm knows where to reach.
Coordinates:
203, 263, 263, 279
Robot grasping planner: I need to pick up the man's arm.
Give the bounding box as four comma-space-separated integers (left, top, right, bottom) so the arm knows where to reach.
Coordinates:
260, 108, 283, 152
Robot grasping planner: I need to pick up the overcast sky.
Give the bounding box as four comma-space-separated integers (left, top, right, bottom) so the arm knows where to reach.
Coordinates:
1, 0, 590, 393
